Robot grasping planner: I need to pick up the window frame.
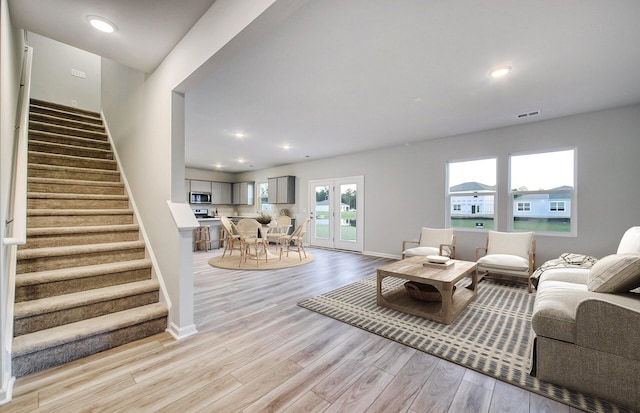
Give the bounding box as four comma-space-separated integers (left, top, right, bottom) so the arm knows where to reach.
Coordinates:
257, 181, 274, 213
508, 148, 577, 237
446, 157, 497, 232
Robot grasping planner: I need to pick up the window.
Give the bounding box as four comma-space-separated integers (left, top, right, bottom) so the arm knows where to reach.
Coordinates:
258, 182, 273, 212
509, 149, 575, 234
447, 158, 496, 230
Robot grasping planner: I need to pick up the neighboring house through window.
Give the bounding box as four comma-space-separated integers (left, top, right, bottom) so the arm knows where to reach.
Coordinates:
509, 149, 576, 235
447, 158, 496, 230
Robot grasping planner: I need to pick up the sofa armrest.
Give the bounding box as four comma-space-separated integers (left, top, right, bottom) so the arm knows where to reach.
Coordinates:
575, 294, 640, 361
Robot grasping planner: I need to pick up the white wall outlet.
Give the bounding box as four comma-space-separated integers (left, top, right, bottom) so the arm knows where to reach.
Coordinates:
71, 68, 86, 79
71, 100, 78, 107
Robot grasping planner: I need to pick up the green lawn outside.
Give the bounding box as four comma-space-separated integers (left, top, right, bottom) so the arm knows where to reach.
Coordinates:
313, 223, 357, 241
452, 218, 570, 232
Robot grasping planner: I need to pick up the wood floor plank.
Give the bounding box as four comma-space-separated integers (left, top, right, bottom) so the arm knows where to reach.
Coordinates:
322, 365, 394, 413
489, 380, 530, 413
365, 351, 439, 413
0, 247, 586, 413
409, 358, 466, 413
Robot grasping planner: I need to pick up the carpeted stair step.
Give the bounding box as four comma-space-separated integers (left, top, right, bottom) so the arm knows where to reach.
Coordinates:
27, 163, 120, 182
29, 103, 102, 126
15, 259, 153, 302
29, 112, 105, 133
21, 224, 140, 249
28, 139, 113, 160
16, 241, 145, 274
14, 280, 161, 336
29, 120, 107, 141
28, 151, 117, 171
30, 98, 101, 120
28, 177, 124, 195
29, 130, 111, 150
27, 192, 129, 210
27, 208, 133, 228
12, 303, 168, 377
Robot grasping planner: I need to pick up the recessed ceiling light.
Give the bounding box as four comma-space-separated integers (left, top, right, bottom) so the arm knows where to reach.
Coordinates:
237, 158, 245, 163
282, 144, 291, 150
233, 131, 246, 138
87, 16, 117, 33
489, 65, 512, 78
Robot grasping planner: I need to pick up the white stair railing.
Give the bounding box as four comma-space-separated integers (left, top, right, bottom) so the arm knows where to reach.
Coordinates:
1, 45, 33, 404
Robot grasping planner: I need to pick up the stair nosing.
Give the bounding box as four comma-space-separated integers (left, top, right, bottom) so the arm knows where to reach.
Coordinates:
29, 113, 105, 130
14, 280, 160, 319
29, 120, 106, 136
17, 240, 145, 260
16, 259, 152, 287
12, 303, 167, 357
27, 224, 139, 236
28, 151, 117, 165
27, 163, 120, 176
28, 192, 129, 200
28, 177, 123, 187
29, 140, 112, 155
30, 99, 101, 118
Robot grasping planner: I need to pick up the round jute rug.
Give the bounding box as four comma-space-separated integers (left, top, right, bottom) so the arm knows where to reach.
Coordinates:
208, 252, 315, 270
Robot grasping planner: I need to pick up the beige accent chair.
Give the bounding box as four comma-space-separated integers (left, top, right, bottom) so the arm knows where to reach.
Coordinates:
402, 227, 456, 259
475, 230, 536, 293
235, 219, 267, 266
265, 216, 292, 250
219, 217, 241, 257
279, 217, 310, 260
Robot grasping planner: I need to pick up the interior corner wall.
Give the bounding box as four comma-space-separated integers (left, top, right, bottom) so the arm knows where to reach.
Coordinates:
25, 32, 100, 112
1, 0, 25, 399
237, 104, 640, 265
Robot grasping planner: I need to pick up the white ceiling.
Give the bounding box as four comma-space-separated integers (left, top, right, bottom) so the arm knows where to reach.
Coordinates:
9, 1, 640, 173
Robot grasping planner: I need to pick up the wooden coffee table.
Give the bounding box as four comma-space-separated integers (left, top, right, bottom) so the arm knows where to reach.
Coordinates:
376, 256, 478, 324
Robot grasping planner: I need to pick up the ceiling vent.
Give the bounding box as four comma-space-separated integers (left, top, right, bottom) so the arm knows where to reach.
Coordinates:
516, 110, 540, 119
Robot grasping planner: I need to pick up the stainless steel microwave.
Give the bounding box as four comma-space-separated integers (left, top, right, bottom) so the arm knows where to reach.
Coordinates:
190, 192, 211, 204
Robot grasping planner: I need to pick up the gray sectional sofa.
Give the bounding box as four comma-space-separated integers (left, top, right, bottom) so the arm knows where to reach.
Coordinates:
530, 227, 640, 411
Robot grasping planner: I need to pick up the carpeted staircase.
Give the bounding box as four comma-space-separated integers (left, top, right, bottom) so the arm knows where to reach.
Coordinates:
12, 99, 168, 377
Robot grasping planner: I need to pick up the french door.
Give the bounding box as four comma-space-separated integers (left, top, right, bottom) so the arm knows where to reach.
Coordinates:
308, 176, 364, 252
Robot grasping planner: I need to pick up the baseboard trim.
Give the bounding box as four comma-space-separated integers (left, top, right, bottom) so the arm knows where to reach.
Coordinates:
167, 322, 197, 340
363, 250, 401, 260
0, 375, 15, 406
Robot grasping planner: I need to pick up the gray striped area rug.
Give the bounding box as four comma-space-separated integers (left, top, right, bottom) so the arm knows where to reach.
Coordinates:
298, 277, 628, 413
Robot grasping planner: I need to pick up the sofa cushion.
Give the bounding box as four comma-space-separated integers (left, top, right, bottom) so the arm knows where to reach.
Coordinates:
588, 254, 640, 293
617, 226, 640, 254
403, 246, 440, 257
538, 267, 590, 285
532, 280, 592, 343
477, 254, 529, 271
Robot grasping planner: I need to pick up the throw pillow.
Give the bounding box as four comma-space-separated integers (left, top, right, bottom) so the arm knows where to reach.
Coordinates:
587, 253, 640, 293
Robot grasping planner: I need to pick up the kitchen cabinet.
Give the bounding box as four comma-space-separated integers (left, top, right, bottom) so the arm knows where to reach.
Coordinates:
190, 180, 211, 193
268, 176, 295, 204
211, 182, 232, 204
232, 181, 255, 205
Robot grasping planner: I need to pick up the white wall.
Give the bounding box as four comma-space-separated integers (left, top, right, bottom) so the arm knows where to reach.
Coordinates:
237, 104, 640, 265
25, 32, 101, 112
0, 0, 25, 401
101, 0, 282, 335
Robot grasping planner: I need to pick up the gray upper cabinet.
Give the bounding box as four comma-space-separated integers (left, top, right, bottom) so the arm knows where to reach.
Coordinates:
211, 182, 232, 204
232, 181, 255, 205
268, 176, 295, 204
190, 180, 211, 193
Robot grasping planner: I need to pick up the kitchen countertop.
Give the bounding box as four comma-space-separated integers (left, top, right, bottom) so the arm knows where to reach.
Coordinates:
196, 217, 221, 222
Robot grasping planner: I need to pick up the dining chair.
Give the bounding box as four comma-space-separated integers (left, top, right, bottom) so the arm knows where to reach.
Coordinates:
265, 215, 292, 250
236, 218, 267, 266
219, 216, 241, 257
279, 217, 310, 260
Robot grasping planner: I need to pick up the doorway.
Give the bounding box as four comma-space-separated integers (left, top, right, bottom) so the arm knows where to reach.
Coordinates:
309, 176, 364, 252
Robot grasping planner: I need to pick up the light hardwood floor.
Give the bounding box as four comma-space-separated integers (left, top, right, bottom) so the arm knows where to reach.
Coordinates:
1, 247, 585, 412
